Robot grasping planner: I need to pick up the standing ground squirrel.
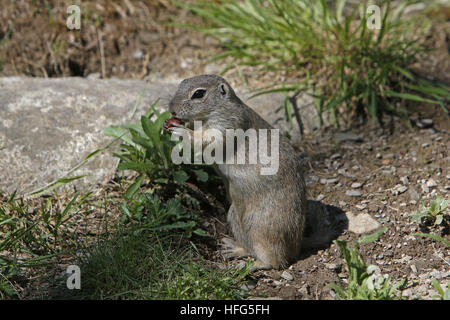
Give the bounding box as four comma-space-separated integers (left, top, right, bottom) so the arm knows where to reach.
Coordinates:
165, 74, 309, 270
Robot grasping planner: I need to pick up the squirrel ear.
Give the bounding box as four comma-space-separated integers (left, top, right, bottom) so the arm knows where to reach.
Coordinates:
218, 83, 228, 97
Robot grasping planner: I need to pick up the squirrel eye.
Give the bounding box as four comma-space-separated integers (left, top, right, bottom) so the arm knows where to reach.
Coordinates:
191, 89, 206, 100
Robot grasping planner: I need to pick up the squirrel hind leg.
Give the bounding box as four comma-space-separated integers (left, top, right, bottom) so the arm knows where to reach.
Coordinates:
252, 242, 286, 270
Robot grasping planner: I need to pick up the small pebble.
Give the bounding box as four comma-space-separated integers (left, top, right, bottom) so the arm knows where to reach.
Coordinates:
426, 179, 437, 188
351, 182, 363, 189
280, 271, 294, 281
346, 190, 362, 197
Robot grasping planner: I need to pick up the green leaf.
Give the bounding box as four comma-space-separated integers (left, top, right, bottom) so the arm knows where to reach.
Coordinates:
125, 175, 145, 200
173, 171, 189, 185
193, 169, 209, 182
431, 279, 445, 298
445, 287, 450, 300
414, 233, 450, 246
193, 228, 207, 237
384, 91, 440, 105
104, 126, 135, 146
30, 175, 87, 196
357, 227, 387, 246
117, 162, 147, 172
141, 115, 159, 145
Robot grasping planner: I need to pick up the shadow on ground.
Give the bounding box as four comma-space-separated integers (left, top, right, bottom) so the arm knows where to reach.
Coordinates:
300, 200, 348, 259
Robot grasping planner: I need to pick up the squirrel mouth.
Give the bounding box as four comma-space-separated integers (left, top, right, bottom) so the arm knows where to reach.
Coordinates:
164, 116, 186, 130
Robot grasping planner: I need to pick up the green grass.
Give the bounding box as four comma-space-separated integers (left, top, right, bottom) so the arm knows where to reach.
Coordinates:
54, 230, 248, 300
175, 0, 450, 128
0, 190, 92, 299
1, 187, 249, 300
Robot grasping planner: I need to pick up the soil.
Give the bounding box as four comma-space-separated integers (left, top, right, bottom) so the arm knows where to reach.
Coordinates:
239, 109, 450, 300
0, 0, 219, 80
1, 1, 449, 300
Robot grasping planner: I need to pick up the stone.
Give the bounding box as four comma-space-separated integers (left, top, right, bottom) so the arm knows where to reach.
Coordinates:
334, 132, 363, 143
422, 184, 430, 194
325, 263, 341, 272
346, 190, 362, 197
400, 176, 409, 185
330, 153, 341, 160
320, 178, 339, 185
0, 76, 325, 194
280, 271, 294, 281
356, 204, 367, 211
408, 188, 420, 201
351, 182, 363, 189
0, 76, 179, 194
426, 179, 437, 188
133, 49, 144, 60
392, 185, 408, 196
346, 212, 381, 234
416, 118, 433, 129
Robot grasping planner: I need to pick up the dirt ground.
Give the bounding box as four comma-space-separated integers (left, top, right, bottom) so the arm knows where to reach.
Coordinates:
1, 0, 449, 300
0, 0, 219, 80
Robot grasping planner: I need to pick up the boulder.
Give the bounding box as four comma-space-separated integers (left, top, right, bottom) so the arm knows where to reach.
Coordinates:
0, 76, 324, 194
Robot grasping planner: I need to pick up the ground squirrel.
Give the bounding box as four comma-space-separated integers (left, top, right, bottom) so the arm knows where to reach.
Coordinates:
165, 74, 327, 270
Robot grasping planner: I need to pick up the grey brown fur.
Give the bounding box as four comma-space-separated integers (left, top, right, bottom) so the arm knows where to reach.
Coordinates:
167, 75, 307, 269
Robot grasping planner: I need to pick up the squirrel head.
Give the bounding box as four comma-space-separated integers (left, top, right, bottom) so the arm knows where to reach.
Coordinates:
168, 74, 242, 128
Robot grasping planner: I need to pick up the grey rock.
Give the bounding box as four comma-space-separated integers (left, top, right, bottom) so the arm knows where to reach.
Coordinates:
133, 49, 144, 60
346, 190, 362, 197
334, 132, 363, 143
426, 179, 437, 188
346, 212, 381, 234
392, 184, 408, 196
416, 118, 433, 129
298, 284, 310, 296
316, 194, 325, 201
0, 76, 325, 194
408, 188, 421, 201
351, 182, 363, 189
400, 176, 409, 185
86, 73, 101, 80
325, 263, 341, 272
280, 271, 294, 281
320, 178, 339, 185
356, 204, 367, 211
0, 77, 180, 194
330, 153, 341, 160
